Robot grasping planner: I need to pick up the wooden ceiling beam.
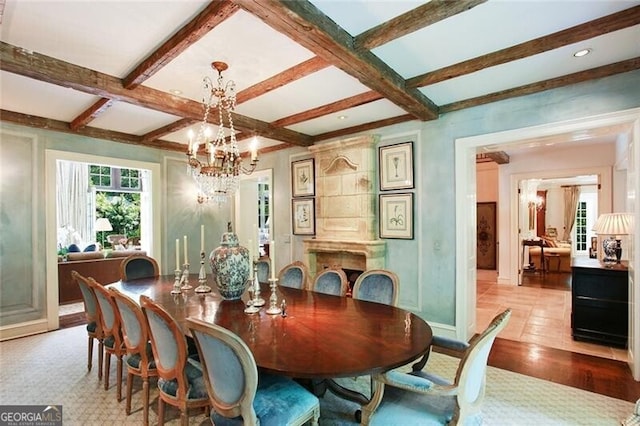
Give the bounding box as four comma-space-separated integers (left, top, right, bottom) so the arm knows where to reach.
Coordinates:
1, 109, 182, 151
312, 114, 415, 143
440, 57, 640, 114
485, 151, 510, 164
407, 5, 640, 88
354, 0, 487, 51
234, 0, 439, 121
141, 118, 198, 143
236, 56, 329, 104
69, 98, 114, 130
123, 1, 240, 89
271, 90, 383, 128
0, 41, 314, 146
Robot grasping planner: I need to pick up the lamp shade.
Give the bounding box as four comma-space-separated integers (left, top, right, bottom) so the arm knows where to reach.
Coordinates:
592, 213, 632, 236
95, 218, 113, 232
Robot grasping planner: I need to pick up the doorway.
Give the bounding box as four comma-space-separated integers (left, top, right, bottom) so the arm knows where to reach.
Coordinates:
234, 169, 273, 260
44, 150, 161, 332
455, 109, 639, 352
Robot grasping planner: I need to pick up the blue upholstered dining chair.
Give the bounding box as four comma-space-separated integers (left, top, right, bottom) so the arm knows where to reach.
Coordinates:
312, 267, 348, 297
360, 309, 512, 426
352, 269, 399, 306
186, 317, 320, 426
110, 287, 158, 426
120, 254, 160, 281
140, 295, 209, 426
88, 277, 128, 401
72, 271, 104, 377
277, 260, 309, 290
255, 258, 270, 284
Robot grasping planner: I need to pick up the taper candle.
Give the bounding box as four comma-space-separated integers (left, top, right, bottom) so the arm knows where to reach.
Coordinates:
175, 238, 180, 270
270, 240, 276, 279
253, 223, 258, 257
200, 224, 205, 253
248, 239, 254, 262
184, 235, 188, 264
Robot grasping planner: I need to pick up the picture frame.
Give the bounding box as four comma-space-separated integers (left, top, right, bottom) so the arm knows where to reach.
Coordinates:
291, 158, 315, 197
379, 193, 413, 239
379, 142, 414, 191
292, 198, 315, 235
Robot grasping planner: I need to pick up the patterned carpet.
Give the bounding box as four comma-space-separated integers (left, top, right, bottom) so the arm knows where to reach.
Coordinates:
0, 325, 633, 425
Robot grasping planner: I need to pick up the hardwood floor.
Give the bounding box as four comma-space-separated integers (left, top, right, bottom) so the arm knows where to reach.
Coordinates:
477, 268, 639, 403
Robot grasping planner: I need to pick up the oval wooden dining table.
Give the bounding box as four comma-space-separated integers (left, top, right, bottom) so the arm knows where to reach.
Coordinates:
108, 274, 432, 404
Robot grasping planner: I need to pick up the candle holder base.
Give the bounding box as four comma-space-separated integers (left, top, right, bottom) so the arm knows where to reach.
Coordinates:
244, 303, 260, 314
171, 269, 182, 294
194, 253, 211, 293
266, 278, 281, 315
180, 263, 192, 290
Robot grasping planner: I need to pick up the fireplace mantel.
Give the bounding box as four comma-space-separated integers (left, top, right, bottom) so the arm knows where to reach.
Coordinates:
304, 239, 386, 279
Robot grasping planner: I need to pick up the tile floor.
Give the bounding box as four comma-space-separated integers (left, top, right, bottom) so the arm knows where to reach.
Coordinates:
476, 269, 628, 362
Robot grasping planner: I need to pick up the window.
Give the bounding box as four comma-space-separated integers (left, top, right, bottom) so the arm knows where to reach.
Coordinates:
90, 165, 141, 191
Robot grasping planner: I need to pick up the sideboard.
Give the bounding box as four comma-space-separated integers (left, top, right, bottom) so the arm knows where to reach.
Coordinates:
58, 257, 124, 304
571, 257, 628, 348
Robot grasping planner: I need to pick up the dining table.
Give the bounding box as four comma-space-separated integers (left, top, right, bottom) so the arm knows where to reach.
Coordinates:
108, 274, 432, 404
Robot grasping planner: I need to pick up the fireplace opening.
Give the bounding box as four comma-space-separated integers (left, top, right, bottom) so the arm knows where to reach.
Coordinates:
343, 268, 363, 296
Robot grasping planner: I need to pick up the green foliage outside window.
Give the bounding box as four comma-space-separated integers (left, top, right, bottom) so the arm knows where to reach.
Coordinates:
95, 192, 141, 246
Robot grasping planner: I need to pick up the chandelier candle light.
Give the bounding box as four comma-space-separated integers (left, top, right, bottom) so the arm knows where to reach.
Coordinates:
186, 61, 259, 204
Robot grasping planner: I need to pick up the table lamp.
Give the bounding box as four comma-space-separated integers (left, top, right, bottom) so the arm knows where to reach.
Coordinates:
95, 217, 113, 248
592, 212, 632, 265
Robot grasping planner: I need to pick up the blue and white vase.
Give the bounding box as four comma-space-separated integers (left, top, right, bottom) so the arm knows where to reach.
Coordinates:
210, 225, 250, 300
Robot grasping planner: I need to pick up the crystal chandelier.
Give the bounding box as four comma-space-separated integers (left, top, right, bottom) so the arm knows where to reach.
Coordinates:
186, 61, 258, 204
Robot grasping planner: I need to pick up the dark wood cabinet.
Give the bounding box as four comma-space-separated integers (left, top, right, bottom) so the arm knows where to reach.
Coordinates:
571, 257, 628, 348
58, 258, 124, 304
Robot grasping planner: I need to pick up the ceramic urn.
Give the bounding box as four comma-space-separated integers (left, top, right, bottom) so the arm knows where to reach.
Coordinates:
209, 223, 251, 300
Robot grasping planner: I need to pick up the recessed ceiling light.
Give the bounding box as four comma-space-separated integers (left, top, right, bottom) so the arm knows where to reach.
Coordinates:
169, 89, 182, 95
573, 48, 592, 58
337, 115, 347, 120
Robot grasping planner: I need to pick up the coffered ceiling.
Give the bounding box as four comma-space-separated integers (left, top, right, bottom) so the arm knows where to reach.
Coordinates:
1, 1, 639, 157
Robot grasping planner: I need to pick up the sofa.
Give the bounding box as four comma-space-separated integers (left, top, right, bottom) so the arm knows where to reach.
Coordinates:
528, 238, 572, 273
58, 249, 147, 304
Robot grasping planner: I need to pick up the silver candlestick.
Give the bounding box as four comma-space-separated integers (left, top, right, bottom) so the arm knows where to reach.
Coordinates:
266, 277, 281, 315
252, 260, 265, 307
195, 251, 211, 293
180, 262, 192, 290
171, 268, 182, 294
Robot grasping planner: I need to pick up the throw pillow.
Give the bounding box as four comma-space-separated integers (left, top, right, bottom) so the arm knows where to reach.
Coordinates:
68, 244, 81, 252
83, 244, 97, 252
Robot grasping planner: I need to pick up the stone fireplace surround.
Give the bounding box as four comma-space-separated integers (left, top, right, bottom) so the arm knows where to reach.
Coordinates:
303, 135, 386, 279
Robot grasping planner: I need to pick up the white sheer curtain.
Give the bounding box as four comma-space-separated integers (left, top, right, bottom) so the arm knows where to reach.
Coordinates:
562, 186, 580, 241
56, 160, 91, 247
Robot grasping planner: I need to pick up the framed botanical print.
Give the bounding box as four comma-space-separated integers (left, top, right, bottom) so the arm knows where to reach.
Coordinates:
379, 193, 413, 239
291, 158, 315, 197
379, 142, 414, 191
292, 198, 315, 235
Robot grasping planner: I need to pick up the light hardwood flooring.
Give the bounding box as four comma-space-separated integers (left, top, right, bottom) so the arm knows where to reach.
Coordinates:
476, 269, 628, 362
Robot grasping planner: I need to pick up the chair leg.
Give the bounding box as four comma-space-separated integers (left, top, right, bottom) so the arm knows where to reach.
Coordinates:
116, 356, 123, 401
180, 408, 188, 426
104, 353, 111, 391
98, 340, 104, 380
87, 336, 94, 371
142, 376, 150, 426
125, 372, 133, 415
158, 398, 165, 426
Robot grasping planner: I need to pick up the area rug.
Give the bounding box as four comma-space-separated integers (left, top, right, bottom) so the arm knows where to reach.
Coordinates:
0, 325, 633, 425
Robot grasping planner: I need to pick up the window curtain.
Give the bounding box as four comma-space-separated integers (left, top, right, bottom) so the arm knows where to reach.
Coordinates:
562, 186, 580, 241
56, 160, 91, 247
